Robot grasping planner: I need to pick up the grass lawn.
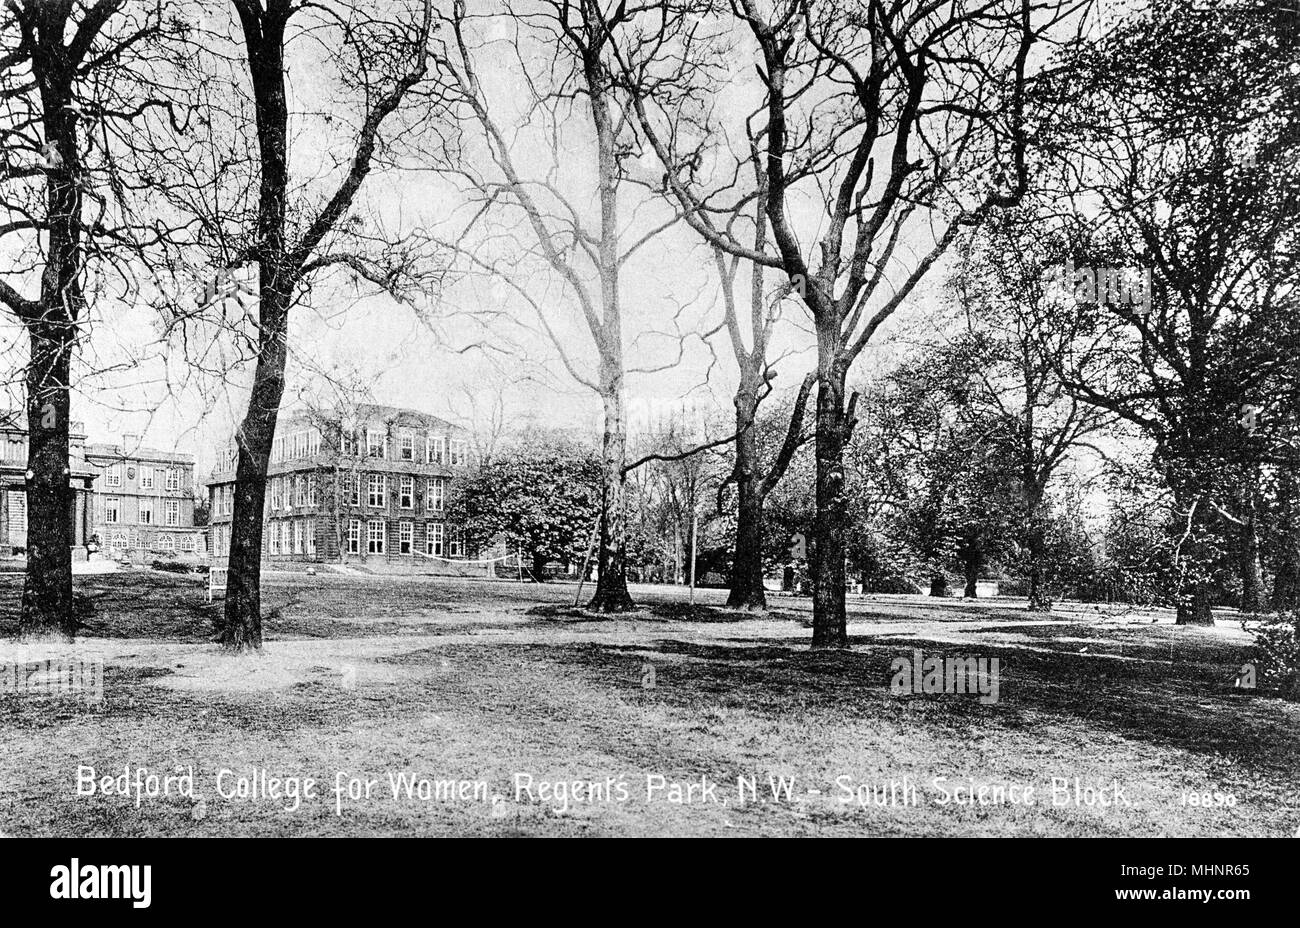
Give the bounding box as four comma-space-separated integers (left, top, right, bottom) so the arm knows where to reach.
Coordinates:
1, 569, 1297, 836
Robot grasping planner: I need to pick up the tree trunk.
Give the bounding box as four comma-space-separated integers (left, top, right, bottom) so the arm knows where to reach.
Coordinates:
963, 555, 979, 598
530, 551, 547, 582
1176, 588, 1215, 626
19, 325, 75, 640
1273, 470, 1300, 610
929, 573, 950, 598
727, 385, 767, 610
1024, 484, 1051, 611
219, 298, 290, 650
218, 2, 292, 650
588, 363, 634, 612
810, 365, 848, 648
1167, 468, 1216, 626
1239, 486, 1264, 614
19, 54, 82, 642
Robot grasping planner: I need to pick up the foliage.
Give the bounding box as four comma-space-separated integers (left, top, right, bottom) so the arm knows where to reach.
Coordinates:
1249, 613, 1300, 699
448, 436, 601, 573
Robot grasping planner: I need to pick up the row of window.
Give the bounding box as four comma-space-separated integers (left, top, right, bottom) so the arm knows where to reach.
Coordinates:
345, 519, 464, 557
103, 497, 181, 526
219, 473, 449, 513
271, 429, 322, 463
219, 429, 470, 471
103, 462, 183, 492
345, 473, 446, 511
267, 519, 318, 556
269, 473, 318, 510
105, 530, 202, 554
342, 430, 469, 466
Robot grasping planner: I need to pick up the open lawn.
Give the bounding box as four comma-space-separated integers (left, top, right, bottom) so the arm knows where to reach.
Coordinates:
1, 569, 1297, 836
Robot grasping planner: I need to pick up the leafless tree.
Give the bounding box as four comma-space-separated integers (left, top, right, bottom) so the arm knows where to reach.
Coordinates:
431, 0, 706, 612
151, 0, 440, 649
0, 0, 184, 639
618, 0, 1069, 645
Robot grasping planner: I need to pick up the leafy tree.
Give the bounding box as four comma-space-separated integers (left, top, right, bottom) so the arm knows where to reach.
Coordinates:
449, 435, 601, 580
1040, 0, 1300, 622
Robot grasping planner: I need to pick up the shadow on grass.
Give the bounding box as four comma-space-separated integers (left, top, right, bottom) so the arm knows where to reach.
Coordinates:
515, 632, 1298, 777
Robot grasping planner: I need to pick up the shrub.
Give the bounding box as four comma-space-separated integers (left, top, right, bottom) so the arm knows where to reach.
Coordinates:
150, 559, 194, 574
1249, 612, 1300, 698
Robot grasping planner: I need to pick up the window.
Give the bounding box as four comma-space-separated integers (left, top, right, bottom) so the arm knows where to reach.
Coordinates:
272, 436, 284, 462
448, 526, 465, 557
307, 474, 318, 506
426, 522, 444, 556
222, 486, 233, 517
449, 440, 468, 467
366, 429, 387, 459
427, 435, 445, 465
158, 534, 175, 553
341, 428, 359, 456
139, 465, 155, 489
307, 428, 321, 457
104, 497, 120, 524
367, 473, 386, 508
164, 500, 179, 526
398, 432, 415, 461
110, 531, 128, 552
105, 463, 122, 488
139, 499, 153, 525
399, 521, 413, 555
347, 519, 361, 555
295, 476, 307, 507
426, 477, 445, 512
293, 520, 303, 554
269, 521, 280, 555
400, 476, 414, 509
347, 472, 361, 506
165, 468, 179, 492
269, 478, 279, 511
305, 519, 316, 556
367, 519, 385, 554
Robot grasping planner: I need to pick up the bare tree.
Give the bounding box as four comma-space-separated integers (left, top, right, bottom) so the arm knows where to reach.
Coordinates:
157, 0, 437, 649
711, 241, 815, 610
432, 0, 703, 611
619, 0, 1063, 645
0, 0, 181, 638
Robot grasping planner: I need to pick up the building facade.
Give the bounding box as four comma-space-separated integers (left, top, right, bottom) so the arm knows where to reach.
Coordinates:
0, 412, 97, 557
84, 439, 206, 560
206, 404, 472, 568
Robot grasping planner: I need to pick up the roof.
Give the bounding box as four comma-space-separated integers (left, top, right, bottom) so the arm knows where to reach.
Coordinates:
279, 402, 464, 433
85, 443, 195, 465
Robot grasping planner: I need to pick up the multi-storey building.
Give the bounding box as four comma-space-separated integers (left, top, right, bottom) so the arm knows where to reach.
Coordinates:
206, 404, 472, 568
0, 412, 98, 557
84, 439, 206, 560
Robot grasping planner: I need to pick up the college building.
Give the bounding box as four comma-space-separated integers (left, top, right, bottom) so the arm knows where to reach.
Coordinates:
84, 438, 206, 560
0, 412, 98, 557
0, 414, 205, 561
206, 404, 472, 568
